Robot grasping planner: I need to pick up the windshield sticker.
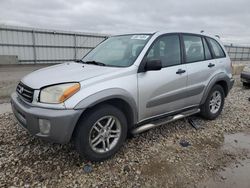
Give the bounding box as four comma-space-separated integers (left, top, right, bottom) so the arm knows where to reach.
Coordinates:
131, 35, 149, 40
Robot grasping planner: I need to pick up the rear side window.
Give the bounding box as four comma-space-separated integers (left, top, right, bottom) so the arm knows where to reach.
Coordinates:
202, 38, 212, 60
207, 38, 226, 58
146, 34, 181, 67
183, 35, 205, 63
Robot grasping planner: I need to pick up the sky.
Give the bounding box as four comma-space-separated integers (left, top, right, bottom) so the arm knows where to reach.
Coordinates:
0, 0, 250, 45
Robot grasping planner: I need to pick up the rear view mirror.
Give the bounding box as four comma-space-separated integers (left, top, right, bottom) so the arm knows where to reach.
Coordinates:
144, 59, 162, 71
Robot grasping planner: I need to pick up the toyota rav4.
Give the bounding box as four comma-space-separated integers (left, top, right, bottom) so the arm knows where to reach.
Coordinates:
11, 32, 234, 161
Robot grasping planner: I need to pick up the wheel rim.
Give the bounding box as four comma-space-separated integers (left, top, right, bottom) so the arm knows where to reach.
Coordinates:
209, 91, 222, 114
89, 116, 121, 154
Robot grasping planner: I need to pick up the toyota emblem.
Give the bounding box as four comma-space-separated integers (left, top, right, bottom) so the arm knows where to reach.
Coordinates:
19, 87, 24, 94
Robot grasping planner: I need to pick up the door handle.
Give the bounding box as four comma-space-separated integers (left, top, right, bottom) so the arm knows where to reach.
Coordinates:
176, 69, 186, 74
208, 63, 215, 68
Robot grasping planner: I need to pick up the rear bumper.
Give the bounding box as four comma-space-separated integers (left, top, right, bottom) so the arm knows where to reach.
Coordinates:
229, 78, 235, 90
11, 93, 83, 143
241, 71, 250, 83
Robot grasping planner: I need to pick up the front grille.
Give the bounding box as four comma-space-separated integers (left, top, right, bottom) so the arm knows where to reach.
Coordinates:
16, 82, 34, 103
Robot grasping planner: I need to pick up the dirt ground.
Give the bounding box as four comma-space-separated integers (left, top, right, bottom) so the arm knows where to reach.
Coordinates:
199, 131, 250, 188
0, 64, 50, 99
0, 77, 250, 188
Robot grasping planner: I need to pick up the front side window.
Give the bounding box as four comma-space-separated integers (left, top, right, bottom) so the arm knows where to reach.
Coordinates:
183, 35, 205, 63
82, 34, 151, 67
207, 38, 226, 58
146, 35, 181, 67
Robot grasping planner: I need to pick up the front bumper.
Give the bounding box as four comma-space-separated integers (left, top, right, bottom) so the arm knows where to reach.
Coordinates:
241, 71, 250, 83
11, 93, 83, 143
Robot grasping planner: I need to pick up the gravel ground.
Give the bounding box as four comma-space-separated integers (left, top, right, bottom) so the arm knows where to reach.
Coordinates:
0, 77, 249, 188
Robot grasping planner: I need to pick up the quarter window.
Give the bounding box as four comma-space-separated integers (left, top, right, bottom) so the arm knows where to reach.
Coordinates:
183, 35, 205, 63
203, 38, 212, 60
146, 35, 181, 67
207, 38, 225, 58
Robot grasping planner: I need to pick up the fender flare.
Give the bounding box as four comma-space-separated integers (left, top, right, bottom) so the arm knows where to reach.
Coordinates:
74, 88, 138, 124
200, 73, 231, 105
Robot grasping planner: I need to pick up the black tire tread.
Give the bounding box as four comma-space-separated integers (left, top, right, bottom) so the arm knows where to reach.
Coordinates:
200, 84, 225, 120
74, 104, 127, 162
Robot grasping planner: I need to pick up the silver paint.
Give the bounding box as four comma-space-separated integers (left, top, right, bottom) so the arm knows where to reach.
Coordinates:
11, 31, 234, 143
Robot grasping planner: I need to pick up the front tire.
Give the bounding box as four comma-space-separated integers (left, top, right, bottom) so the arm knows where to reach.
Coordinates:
200, 85, 225, 120
75, 104, 127, 162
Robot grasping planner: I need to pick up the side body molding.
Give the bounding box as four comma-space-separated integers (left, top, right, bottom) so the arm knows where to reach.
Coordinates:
200, 73, 231, 105
74, 88, 138, 124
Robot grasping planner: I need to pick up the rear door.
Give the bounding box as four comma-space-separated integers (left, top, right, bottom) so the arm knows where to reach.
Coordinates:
182, 34, 216, 106
206, 37, 227, 71
137, 34, 188, 121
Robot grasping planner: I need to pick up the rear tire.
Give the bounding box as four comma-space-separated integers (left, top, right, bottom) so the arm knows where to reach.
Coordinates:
243, 82, 250, 88
75, 104, 127, 162
200, 85, 225, 120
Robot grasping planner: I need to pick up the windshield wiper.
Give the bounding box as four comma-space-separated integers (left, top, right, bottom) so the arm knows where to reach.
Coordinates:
74, 60, 106, 66
85, 61, 106, 66
74, 59, 85, 64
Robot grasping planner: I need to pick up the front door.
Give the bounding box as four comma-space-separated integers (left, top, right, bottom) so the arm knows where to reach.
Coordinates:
137, 34, 188, 121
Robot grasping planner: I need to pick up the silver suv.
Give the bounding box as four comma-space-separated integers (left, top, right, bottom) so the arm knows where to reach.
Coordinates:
11, 32, 234, 161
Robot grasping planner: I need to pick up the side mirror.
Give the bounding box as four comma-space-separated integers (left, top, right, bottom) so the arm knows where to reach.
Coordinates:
144, 59, 162, 71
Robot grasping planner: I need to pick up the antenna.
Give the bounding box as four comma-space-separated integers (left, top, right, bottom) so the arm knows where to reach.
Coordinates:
200, 30, 204, 33
215, 35, 220, 39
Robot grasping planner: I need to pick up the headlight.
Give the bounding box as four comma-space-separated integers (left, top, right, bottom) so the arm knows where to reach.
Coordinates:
40, 83, 80, 104
243, 65, 250, 73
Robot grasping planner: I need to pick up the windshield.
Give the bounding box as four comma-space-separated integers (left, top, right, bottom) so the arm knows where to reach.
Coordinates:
82, 34, 152, 67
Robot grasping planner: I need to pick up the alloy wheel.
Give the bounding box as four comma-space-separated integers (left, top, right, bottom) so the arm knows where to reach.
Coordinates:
209, 91, 222, 114
89, 116, 121, 153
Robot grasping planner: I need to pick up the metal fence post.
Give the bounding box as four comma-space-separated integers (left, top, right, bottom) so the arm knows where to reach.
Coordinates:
74, 34, 77, 60
241, 47, 244, 61
248, 48, 250, 60
32, 30, 37, 64
235, 46, 237, 61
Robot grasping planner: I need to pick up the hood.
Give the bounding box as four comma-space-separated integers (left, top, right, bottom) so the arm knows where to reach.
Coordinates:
21, 62, 119, 89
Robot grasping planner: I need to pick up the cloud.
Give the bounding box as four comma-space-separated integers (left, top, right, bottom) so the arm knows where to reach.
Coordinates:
0, 0, 250, 44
